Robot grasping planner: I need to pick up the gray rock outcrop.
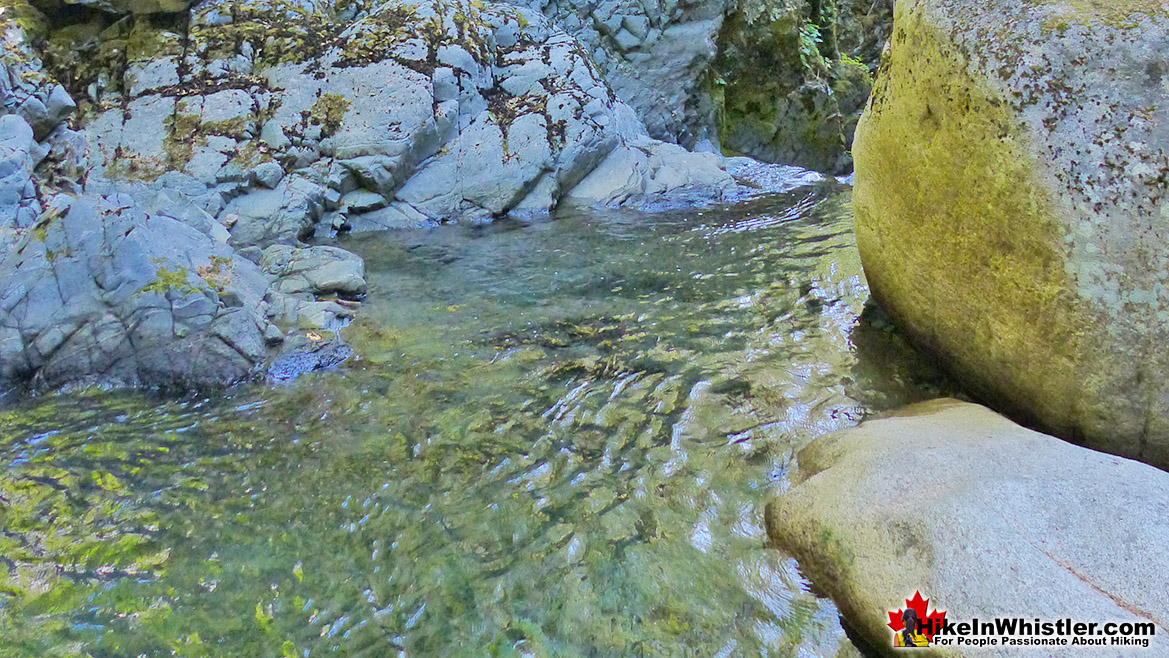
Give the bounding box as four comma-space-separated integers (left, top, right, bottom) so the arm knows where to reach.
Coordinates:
767, 399, 1169, 657
64, 0, 803, 237
0, 10, 281, 391
0, 193, 277, 391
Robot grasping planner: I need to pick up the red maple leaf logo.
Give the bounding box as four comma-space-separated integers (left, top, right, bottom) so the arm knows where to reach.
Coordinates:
887, 591, 947, 641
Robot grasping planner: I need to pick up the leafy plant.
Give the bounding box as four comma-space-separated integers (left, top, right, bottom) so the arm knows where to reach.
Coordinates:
798, 21, 831, 77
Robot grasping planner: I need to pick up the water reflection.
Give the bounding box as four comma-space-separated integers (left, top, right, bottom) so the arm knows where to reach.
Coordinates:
0, 185, 959, 657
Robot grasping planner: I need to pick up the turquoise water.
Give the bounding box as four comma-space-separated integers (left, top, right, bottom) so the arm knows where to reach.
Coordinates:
0, 185, 956, 657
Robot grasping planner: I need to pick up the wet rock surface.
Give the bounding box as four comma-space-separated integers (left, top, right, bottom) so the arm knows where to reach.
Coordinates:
266, 329, 354, 381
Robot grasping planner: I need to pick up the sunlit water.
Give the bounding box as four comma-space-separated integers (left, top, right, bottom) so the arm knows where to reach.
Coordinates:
0, 185, 958, 657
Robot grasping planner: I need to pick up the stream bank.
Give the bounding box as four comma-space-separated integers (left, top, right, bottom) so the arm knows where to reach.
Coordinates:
0, 185, 959, 656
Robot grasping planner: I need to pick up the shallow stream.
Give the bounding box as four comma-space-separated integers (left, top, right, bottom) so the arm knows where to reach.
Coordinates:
0, 184, 957, 657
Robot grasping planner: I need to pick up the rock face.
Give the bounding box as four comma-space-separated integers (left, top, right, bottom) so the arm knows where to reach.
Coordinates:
766, 399, 1169, 657
0, 9, 279, 392
852, 0, 1169, 466
0, 194, 276, 390
513, 0, 891, 172
59, 0, 799, 233
509, 0, 732, 148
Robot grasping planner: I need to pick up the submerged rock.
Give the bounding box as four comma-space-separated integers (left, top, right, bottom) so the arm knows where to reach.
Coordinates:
267, 330, 353, 382
853, 0, 1169, 466
767, 399, 1169, 657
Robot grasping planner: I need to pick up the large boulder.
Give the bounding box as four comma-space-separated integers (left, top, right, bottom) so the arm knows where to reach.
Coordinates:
766, 399, 1169, 657
852, 0, 1169, 466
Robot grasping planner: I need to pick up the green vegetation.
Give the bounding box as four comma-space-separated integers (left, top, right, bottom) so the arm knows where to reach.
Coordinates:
711, 0, 879, 172
138, 265, 201, 296
308, 93, 351, 137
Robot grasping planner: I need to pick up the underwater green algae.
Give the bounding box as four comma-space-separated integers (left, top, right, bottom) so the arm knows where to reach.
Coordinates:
0, 186, 956, 657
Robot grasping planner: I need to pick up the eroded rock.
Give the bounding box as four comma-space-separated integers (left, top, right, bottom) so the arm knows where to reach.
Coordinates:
0, 193, 276, 391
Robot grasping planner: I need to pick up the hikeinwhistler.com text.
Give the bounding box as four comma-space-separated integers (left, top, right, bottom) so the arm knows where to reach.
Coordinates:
921, 617, 1155, 648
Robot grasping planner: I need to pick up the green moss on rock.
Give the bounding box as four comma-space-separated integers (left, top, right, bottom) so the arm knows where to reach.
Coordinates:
853, 5, 1091, 442
308, 93, 350, 137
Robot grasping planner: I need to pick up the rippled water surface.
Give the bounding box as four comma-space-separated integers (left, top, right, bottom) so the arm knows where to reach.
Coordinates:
0, 185, 956, 657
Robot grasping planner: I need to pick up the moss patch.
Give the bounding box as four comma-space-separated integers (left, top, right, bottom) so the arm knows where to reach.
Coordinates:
138, 266, 200, 297
308, 93, 350, 137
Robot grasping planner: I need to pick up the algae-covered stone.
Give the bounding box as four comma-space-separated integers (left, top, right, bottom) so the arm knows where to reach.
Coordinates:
767, 399, 1169, 657
711, 0, 874, 173
852, 0, 1169, 466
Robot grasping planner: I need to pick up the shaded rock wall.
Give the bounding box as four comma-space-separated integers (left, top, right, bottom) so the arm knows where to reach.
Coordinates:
510, 0, 893, 172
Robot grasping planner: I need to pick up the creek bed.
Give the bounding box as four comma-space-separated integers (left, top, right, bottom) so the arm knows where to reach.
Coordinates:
0, 184, 957, 657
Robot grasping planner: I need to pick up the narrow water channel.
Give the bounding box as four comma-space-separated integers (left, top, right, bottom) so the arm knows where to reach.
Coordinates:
0, 184, 958, 657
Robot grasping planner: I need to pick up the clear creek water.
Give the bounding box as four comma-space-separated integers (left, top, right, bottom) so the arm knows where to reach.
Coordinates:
0, 184, 958, 657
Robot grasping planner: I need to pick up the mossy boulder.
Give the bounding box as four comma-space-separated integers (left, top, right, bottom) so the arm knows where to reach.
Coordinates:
767, 399, 1169, 657
852, 0, 1169, 466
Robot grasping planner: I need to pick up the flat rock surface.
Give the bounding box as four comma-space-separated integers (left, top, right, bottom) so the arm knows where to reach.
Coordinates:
767, 399, 1169, 657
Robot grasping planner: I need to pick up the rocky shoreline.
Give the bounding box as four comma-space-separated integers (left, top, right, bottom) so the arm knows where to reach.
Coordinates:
5, 0, 1169, 655
0, 0, 881, 393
